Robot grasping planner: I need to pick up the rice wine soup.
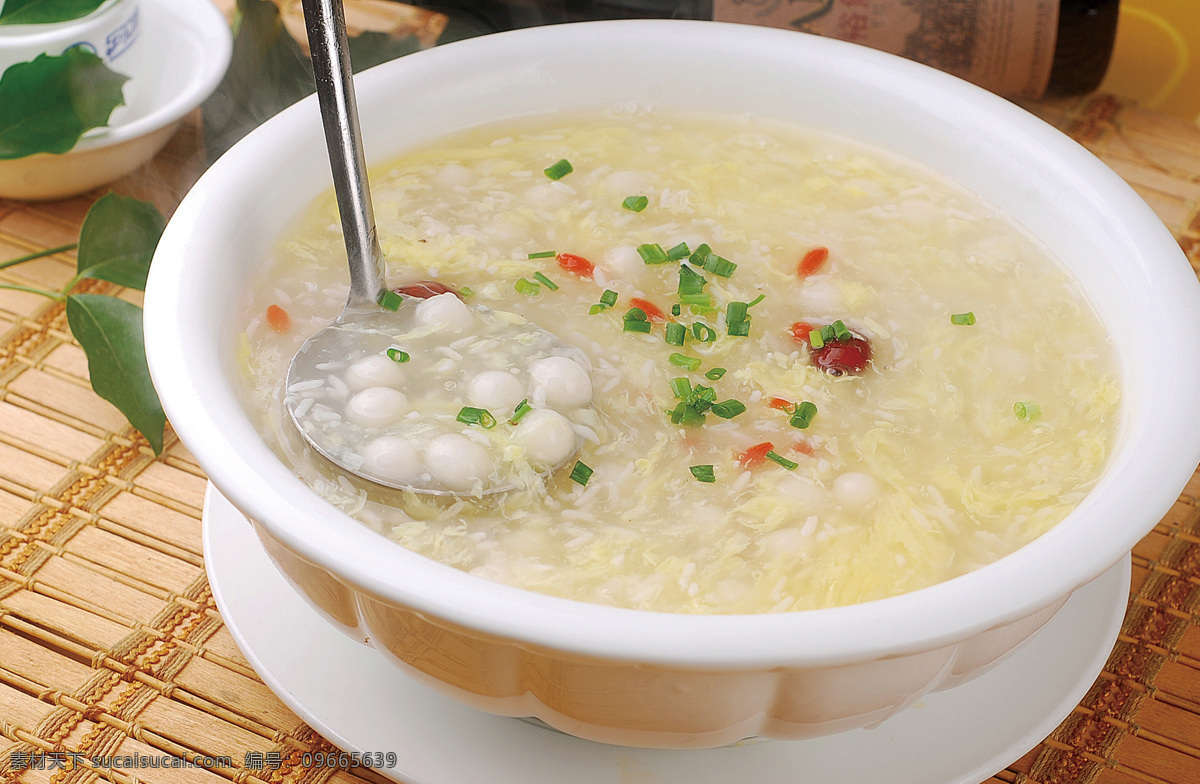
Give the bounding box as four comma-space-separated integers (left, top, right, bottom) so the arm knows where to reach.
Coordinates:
238, 111, 1119, 613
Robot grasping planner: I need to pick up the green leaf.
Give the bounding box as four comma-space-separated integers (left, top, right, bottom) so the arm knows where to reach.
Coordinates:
66, 294, 165, 454
76, 194, 165, 291
0, 47, 127, 159
0, 0, 106, 25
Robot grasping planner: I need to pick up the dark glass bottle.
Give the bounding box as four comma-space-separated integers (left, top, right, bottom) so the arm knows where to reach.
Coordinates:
416, 0, 1119, 101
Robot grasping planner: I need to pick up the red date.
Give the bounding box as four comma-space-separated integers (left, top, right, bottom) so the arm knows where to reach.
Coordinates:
392, 280, 461, 299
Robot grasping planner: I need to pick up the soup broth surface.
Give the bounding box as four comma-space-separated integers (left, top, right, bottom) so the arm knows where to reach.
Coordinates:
238, 110, 1119, 613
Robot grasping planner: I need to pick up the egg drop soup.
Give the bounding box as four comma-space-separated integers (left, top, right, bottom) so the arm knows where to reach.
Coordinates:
237, 111, 1119, 614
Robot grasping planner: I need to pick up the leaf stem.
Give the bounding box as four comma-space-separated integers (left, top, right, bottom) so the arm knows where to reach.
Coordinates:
0, 243, 77, 271
0, 282, 66, 301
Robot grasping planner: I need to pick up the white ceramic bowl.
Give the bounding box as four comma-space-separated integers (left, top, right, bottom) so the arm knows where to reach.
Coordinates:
145, 21, 1200, 749
0, 0, 230, 200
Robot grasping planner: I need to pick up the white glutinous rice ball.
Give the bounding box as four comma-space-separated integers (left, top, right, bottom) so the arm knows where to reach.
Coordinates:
344, 353, 407, 392
414, 292, 473, 332
513, 409, 576, 470
528, 356, 592, 409
833, 472, 881, 510
425, 433, 493, 492
360, 435, 423, 485
468, 370, 526, 413
344, 387, 409, 428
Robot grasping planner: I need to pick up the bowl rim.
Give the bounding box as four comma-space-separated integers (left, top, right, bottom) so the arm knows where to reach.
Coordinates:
147, 19, 1200, 669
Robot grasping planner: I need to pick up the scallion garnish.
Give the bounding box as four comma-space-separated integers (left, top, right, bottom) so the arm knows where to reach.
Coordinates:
951, 312, 976, 325
569, 460, 594, 486
671, 303, 682, 317
809, 329, 826, 349
386, 347, 410, 363
711, 400, 747, 419
623, 307, 652, 333
1014, 401, 1041, 422
377, 289, 403, 311
765, 451, 799, 470
528, 250, 556, 259
533, 272, 559, 291
703, 254, 737, 277
623, 195, 649, 212
726, 301, 751, 337
747, 294, 766, 308
459, 286, 475, 297
666, 242, 691, 261
637, 243, 669, 264
665, 322, 686, 346
669, 353, 702, 372
692, 323, 717, 343
690, 464, 717, 483
544, 159, 573, 180
704, 367, 727, 380
457, 406, 497, 429
669, 377, 692, 399
788, 401, 818, 429
509, 399, 532, 425
689, 243, 712, 265
515, 278, 540, 296
832, 319, 852, 341
600, 289, 618, 307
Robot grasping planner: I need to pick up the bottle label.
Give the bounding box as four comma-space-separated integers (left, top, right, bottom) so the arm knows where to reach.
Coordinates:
712, 0, 1060, 99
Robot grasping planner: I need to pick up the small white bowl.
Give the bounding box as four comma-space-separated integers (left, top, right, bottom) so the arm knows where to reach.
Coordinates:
146, 21, 1200, 749
0, 0, 230, 201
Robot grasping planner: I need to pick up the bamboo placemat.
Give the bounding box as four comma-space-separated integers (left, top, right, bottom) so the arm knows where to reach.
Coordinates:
1, 92, 1199, 784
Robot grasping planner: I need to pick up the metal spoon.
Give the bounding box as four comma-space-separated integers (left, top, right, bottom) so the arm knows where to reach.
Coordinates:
286, 0, 590, 496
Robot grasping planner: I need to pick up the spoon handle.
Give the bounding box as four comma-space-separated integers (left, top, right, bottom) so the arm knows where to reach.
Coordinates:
301, 0, 385, 310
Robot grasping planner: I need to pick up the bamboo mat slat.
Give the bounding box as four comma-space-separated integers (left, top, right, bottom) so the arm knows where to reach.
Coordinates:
0, 86, 1199, 784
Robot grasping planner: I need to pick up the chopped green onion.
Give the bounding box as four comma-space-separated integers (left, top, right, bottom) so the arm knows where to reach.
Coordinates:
747, 294, 766, 309
544, 159, 573, 180
711, 400, 747, 419
671, 303, 682, 317
665, 322, 686, 346
377, 289, 403, 311
509, 399, 532, 425
623, 307, 652, 333
704, 367, 727, 380
680, 293, 713, 307
669, 353, 702, 372
726, 301, 751, 337
832, 319, 852, 342
689, 243, 712, 265
692, 323, 717, 343
569, 460, 594, 486
589, 304, 604, 315
528, 250, 556, 259
386, 347, 410, 363
678, 264, 706, 293
623, 195, 649, 212
666, 242, 691, 261
703, 254, 737, 277
689, 464, 716, 483
819, 324, 838, 344
669, 377, 692, 399
457, 406, 497, 429
789, 401, 818, 429
600, 289, 618, 307
458, 286, 475, 297
1014, 401, 1041, 422
533, 272, 559, 291
637, 243, 669, 264
515, 278, 540, 296
951, 312, 976, 326
765, 451, 799, 470
685, 385, 716, 409
669, 401, 707, 426
809, 329, 825, 349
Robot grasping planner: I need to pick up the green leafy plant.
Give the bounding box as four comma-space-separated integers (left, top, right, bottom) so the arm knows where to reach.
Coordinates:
0, 193, 166, 452
0, 47, 127, 159
0, 0, 106, 25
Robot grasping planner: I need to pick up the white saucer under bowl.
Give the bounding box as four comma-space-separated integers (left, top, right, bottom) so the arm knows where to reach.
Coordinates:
0, 0, 231, 201
203, 485, 1128, 784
